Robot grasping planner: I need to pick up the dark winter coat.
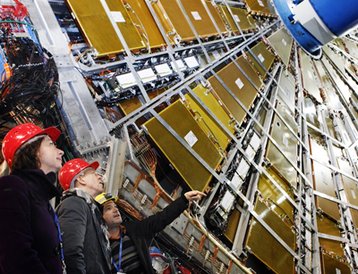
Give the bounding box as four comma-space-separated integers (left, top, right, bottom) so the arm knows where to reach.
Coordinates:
56, 189, 112, 274
0, 169, 63, 274
121, 195, 189, 274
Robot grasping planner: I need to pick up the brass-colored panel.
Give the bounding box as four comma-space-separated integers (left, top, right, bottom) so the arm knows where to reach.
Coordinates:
317, 215, 341, 237
350, 209, 358, 228
313, 161, 336, 198
179, 0, 221, 38
152, 0, 222, 42
258, 167, 294, 224
184, 86, 232, 151
208, 57, 260, 124
245, 0, 273, 15
319, 239, 344, 257
220, 6, 255, 33
143, 100, 222, 191
266, 100, 298, 188
118, 89, 165, 115
300, 49, 323, 103
204, 1, 228, 34
224, 209, 241, 242
236, 55, 263, 89
337, 158, 358, 207
190, 84, 236, 134
105, 0, 145, 51
321, 253, 351, 274
66, 0, 125, 56
267, 28, 293, 67
246, 199, 295, 274
126, 0, 166, 49
277, 70, 296, 113
152, 0, 195, 42
316, 197, 341, 221
246, 41, 276, 78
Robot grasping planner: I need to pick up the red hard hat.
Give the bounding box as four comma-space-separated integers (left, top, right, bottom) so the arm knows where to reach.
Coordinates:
58, 158, 99, 190
2, 123, 61, 167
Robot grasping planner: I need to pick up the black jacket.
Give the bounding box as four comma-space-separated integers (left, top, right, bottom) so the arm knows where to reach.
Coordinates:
56, 189, 112, 274
121, 195, 189, 274
0, 169, 63, 274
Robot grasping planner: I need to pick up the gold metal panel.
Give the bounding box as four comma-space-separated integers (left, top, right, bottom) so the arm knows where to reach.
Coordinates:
118, 89, 165, 115
246, 199, 295, 274
266, 100, 298, 188
267, 28, 293, 67
317, 215, 341, 237
184, 86, 232, 151
246, 41, 276, 78
313, 161, 336, 198
190, 84, 236, 134
105, 0, 145, 51
208, 57, 260, 124
152, 0, 195, 42
337, 158, 358, 207
220, 6, 255, 33
321, 253, 351, 274
258, 167, 294, 223
204, 1, 228, 34
179, 0, 221, 38
236, 55, 263, 89
300, 49, 323, 103
277, 70, 296, 113
350, 209, 358, 228
143, 100, 222, 191
126, 0, 166, 49
245, 0, 274, 16
66, 0, 125, 56
316, 197, 341, 221
319, 239, 344, 257
224, 209, 241, 242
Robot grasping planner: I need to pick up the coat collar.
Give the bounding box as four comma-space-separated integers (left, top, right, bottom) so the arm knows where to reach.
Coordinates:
11, 169, 60, 200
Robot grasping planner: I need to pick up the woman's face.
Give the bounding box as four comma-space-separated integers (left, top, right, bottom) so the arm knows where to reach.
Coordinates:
37, 135, 64, 174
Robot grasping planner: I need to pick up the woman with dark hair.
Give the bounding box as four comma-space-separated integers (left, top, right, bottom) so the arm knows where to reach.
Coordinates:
0, 123, 65, 274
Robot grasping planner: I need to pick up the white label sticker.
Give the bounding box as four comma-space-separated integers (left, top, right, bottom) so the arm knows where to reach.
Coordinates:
235, 78, 244, 89
258, 53, 265, 63
111, 11, 125, 23
257, 0, 265, 7
233, 15, 241, 22
184, 131, 198, 147
352, 189, 356, 199
191, 11, 202, 21
336, 268, 341, 274
281, 38, 287, 46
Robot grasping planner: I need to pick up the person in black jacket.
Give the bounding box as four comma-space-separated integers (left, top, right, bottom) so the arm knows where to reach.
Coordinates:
96, 190, 205, 274
56, 158, 112, 274
0, 123, 65, 274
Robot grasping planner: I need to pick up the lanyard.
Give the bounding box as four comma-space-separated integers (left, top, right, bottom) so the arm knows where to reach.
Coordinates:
112, 234, 123, 273
49, 204, 66, 273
